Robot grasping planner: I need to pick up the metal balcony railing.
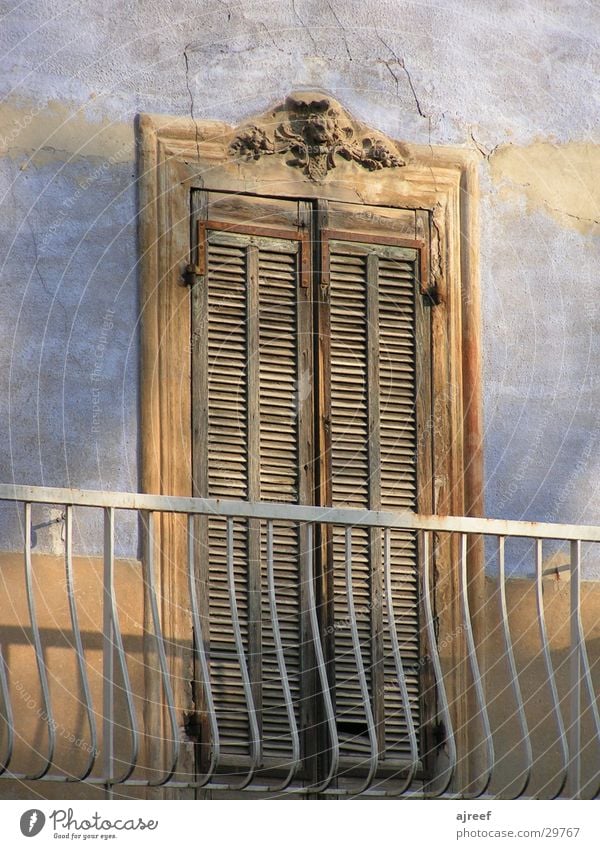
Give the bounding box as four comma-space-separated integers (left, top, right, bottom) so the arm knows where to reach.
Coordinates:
0, 484, 598, 798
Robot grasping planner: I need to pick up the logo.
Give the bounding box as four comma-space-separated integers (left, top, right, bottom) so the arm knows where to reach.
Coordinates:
20, 810, 46, 837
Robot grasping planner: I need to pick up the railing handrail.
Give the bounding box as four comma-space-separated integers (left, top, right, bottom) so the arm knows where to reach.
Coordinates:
1, 482, 600, 542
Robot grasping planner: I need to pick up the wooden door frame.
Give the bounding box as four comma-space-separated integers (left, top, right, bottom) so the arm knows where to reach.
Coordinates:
137, 92, 483, 792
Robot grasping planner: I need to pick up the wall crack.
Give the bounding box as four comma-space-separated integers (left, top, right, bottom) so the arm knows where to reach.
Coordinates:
469, 128, 499, 161
291, 0, 318, 51
546, 205, 600, 227
183, 44, 200, 160
326, 1, 353, 61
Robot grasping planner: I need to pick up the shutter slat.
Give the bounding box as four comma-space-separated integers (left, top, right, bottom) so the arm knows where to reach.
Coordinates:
203, 228, 303, 766
329, 251, 373, 759
197, 203, 425, 779
257, 245, 302, 762
327, 239, 421, 765
380, 251, 419, 760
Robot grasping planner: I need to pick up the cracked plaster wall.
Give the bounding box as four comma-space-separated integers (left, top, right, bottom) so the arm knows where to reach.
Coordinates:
1, 0, 599, 572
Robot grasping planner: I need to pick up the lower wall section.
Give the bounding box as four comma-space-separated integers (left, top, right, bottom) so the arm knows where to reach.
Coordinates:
0, 550, 599, 799
485, 575, 600, 799
0, 551, 146, 799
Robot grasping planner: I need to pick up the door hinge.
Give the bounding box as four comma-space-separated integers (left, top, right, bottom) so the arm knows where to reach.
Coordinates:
421, 282, 441, 306
421, 286, 442, 307
180, 221, 208, 286
180, 263, 203, 287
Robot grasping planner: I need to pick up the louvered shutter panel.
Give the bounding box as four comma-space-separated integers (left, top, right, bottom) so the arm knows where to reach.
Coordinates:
192, 193, 431, 782
328, 246, 372, 758
378, 252, 421, 762
194, 215, 310, 768
205, 236, 250, 759
256, 241, 303, 764
325, 235, 421, 765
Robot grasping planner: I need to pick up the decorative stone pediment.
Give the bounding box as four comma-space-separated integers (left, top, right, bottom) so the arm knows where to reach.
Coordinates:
229, 92, 409, 183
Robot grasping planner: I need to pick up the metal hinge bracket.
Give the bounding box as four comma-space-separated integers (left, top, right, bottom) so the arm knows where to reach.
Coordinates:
180, 264, 203, 287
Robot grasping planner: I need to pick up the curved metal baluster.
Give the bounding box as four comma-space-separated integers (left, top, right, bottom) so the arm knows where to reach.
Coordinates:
0, 646, 14, 775
460, 532, 494, 797
186, 514, 220, 787
535, 539, 568, 799
103, 507, 139, 785
382, 528, 418, 796
497, 536, 532, 798
569, 539, 582, 799
306, 522, 339, 792
143, 511, 180, 786
263, 520, 301, 792
573, 542, 600, 799
64, 505, 97, 781
344, 527, 378, 793
422, 530, 456, 796
578, 616, 600, 799
226, 516, 260, 790
23, 502, 55, 779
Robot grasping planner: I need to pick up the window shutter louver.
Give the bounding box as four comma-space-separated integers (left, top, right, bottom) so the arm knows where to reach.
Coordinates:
192, 191, 432, 782
328, 246, 373, 758
256, 242, 302, 763
206, 237, 251, 758
193, 205, 311, 769
378, 252, 422, 762
325, 233, 422, 766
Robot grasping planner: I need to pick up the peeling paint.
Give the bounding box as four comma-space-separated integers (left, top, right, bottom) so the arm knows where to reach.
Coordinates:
490, 142, 600, 235
0, 98, 133, 163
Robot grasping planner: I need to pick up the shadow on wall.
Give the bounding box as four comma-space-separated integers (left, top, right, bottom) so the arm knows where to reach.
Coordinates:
0, 551, 184, 796
0, 552, 599, 798
484, 576, 600, 799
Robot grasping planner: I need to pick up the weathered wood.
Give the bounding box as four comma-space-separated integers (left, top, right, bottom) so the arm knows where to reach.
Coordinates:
139, 133, 195, 798
326, 199, 416, 238
192, 196, 311, 775
326, 232, 422, 256
201, 221, 303, 252
460, 161, 486, 794
366, 251, 384, 751
327, 232, 370, 768
297, 200, 317, 778
415, 210, 433, 298
203, 191, 302, 229
190, 197, 212, 777
138, 115, 164, 796
414, 221, 437, 780
321, 214, 423, 766
315, 198, 335, 784
246, 243, 263, 752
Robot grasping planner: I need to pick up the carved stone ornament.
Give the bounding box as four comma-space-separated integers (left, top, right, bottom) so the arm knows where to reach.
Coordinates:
230, 93, 408, 182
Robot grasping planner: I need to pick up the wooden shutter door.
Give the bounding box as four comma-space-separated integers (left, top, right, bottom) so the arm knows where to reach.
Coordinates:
191, 192, 313, 771
319, 201, 432, 770
191, 192, 433, 783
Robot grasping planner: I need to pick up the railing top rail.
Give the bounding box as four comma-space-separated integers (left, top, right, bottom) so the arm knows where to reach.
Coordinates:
1, 483, 599, 542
